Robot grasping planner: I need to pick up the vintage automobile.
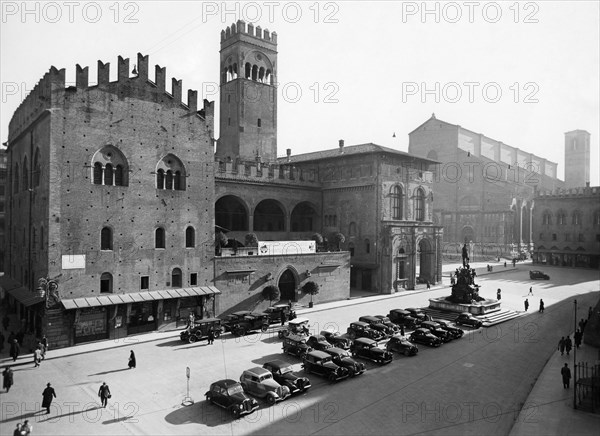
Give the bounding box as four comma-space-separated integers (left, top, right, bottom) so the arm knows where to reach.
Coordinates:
264, 304, 297, 324
205, 379, 259, 419
529, 270, 550, 280
306, 335, 333, 351
262, 360, 311, 394
180, 318, 223, 343
410, 328, 443, 347
282, 334, 313, 358
302, 350, 350, 382
220, 311, 252, 332
231, 313, 270, 336
454, 313, 483, 329
405, 308, 429, 323
278, 317, 310, 338
435, 319, 464, 339
387, 309, 419, 329
358, 315, 396, 338
373, 315, 401, 334
346, 321, 385, 341
324, 347, 367, 376
385, 335, 419, 356
239, 367, 291, 405
420, 321, 453, 342
320, 329, 352, 350
350, 337, 393, 364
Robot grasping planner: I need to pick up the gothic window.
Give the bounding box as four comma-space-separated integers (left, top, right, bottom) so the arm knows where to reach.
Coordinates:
93, 163, 103, 184
156, 169, 165, 189
185, 226, 195, 248
391, 185, 403, 220
156, 154, 186, 191
155, 227, 166, 249
557, 211, 567, 225
542, 211, 552, 226
101, 227, 113, 250
572, 211, 581, 225
33, 148, 41, 187
104, 164, 114, 186
115, 165, 124, 186
100, 273, 113, 293
91, 145, 129, 186
22, 156, 28, 191
415, 188, 425, 221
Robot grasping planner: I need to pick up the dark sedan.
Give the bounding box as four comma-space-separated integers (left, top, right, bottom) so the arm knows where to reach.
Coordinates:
410, 328, 442, 347
455, 313, 483, 329
350, 337, 393, 364
385, 336, 418, 356
263, 360, 311, 394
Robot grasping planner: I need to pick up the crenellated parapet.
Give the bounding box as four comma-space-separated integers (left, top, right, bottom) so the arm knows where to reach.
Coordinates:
536, 185, 599, 198
221, 20, 277, 47
214, 159, 320, 187
9, 53, 214, 142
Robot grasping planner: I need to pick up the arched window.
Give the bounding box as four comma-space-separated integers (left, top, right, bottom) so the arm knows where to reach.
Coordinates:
415, 188, 425, 221
156, 169, 165, 189
101, 227, 113, 250
22, 156, 28, 191
155, 227, 165, 249
572, 211, 581, 225
104, 163, 113, 186
245, 62, 251, 79
172, 268, 182, 288
33, 148, 41, 187
348, 222, 357, 237
100, 273, 113, 293
166, 170, 173, 190
557, 211, 567, 225
542, 211, 552, 226
365, 239, 370, 254
13, 163, 19, 193
91, 145, 129, 186
156, 154, 186, 191
391, 185, 403, 219
185, 226, 195, 248
174, 171, 182, 190
348, 242, 355, 257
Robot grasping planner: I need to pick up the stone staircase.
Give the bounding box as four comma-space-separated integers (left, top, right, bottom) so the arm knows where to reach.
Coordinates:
421, 307, 523, 327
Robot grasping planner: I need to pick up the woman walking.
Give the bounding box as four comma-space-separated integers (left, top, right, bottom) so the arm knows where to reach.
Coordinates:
128, 350, 136, 369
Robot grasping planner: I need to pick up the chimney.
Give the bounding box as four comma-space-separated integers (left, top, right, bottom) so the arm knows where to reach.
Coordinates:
286, 148, 291, 162
339, 139, 344, 153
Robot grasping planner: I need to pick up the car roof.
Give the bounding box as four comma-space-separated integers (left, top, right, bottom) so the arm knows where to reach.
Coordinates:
459, 312, 472, 316
354, 337, 376, 344
197, 317, 221, 323
405, 307, 423, 312
286, 334, 308, 342
359, 316, 379, 321
272, 303, 291, 308
213, 379, 241, 388
326, 347, 346, 355
352, 321, 370, 327
232, 311, 251, 316
243, 367, 271, 376
415, 328, 431, 333
263, 360, 292, 369
289, 318, 309, 325
309, 334, 327, 341
390, 309, 411, 314
307, 350, 331, 359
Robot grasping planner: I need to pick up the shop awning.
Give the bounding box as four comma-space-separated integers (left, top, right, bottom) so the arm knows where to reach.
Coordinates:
61, 286, 221, 310
225, 269, 256, 275
7, 286, 45, 307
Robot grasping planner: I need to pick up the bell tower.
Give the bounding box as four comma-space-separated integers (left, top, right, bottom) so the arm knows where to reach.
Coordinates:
216, 21, 278, 162
564, 130, 590, 188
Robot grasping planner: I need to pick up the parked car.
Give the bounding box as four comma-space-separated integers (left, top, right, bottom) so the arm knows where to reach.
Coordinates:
455, 313, 483, 329
320, 329, 352, 350
282, 334, 313, 358
373, 315, 401, 334
220, 311, 252, 332
278, 317, 310, 338
387, 309, 419, 329
435, 320, 464, 339
358, 315, 396, 338
420, 321, 452, 342
205, 379, 259, 419
529, 270, 550, 280
239, 367, 291, 405
302, 350, 350, 382
231, 313, 270, 336
324, 347, 366, 377
264, 304, 297, 324
385, 336, 419, 356
306, 335, 333, 351
410, 328, 443, 347
346, 321, 385, 341
180, 317, 223, 343
350, 337, 393, 364
262, 360, 311, 394
405, 308, 428, 323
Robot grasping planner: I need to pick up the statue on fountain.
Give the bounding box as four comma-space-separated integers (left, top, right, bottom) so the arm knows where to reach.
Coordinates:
461, 243, 469, 267
447, 262, 484, 304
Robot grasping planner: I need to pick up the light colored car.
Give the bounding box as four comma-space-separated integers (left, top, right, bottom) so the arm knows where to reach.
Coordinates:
240, 367, 291, 405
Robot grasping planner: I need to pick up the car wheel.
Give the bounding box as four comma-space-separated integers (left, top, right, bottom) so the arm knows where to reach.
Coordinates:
232, 408, 241, 419
404, 349, 410, 356
261, 324, 268, 333
213, 331, 221, 339
349, 368, 356, 377
188, 336, 197, 344
328, 373, 337, 383
267, 395, 276, 405
278, 331, 284, 339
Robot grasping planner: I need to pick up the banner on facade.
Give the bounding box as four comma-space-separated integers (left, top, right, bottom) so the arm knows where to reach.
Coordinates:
257, 241, 316, 256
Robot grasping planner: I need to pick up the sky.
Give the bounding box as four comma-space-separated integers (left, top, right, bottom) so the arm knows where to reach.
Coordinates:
1, 1, 599, 184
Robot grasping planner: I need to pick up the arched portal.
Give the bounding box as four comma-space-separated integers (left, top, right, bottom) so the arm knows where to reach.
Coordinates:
254, 200, 285, 232
215, 196, 248, 231
290, 202, 319, 232
278, 269, 297, 302
417, 238, 434, 284
461, 226, 475, 244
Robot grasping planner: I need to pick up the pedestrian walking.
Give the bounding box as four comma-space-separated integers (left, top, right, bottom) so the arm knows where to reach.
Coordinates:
98, 382, 111, 408
524, 298, 529, 311
558, 336, 566, 355
496, 289, 501, 300
528, 287, 533, 296
41, 382, 56, 414
16, 331, 24, 346
208, 327, 215, 345
128, 350, 136, 369
565, 336, 572, 356
21, 420, 32, 436
3, 366, 14, 392
12, 423, 22, 436
504, 261, 507, 268
33, 347, 42, 367
588, 306, 593, 319
9, 339, 20, 362
280, 311, 287, 327
2, 314, 9, 331
574, 329, 582, 348
426, 280, 431, 290
561, 363, 571, 388
539, 299, 545, 313
579, 318, 587, 333
41, 335, 48, 359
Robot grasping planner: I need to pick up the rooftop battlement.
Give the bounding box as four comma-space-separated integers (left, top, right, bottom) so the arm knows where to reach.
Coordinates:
221, 20, 277, 46
536, 185, 599, 198
9, 53, 214, 143
214, 159, 320, 187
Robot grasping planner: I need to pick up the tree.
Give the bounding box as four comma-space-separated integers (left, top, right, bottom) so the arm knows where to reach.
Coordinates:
331, 232, 345, 251
311, 233, 323, 252
215, 231, 228, 255
262, 285, 280, 306
302, 281, 319, 305
245, 233, 259, 247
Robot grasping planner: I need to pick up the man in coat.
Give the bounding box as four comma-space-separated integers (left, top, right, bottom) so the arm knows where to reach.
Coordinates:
98, 382, 111, 408
524, 299, 529, 311
42, 382, 56, 414
539, 299, 545, 313
561, 363, 571, 388
574, 329, 583, 348
3, 366, 14, 392
565, 336, 573, 356
558, 337, 566, 355
9, 339, 19, 362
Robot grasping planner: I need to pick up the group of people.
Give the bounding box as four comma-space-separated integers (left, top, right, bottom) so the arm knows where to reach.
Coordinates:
12, 420, 32, 436
522, 296, 544, 313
